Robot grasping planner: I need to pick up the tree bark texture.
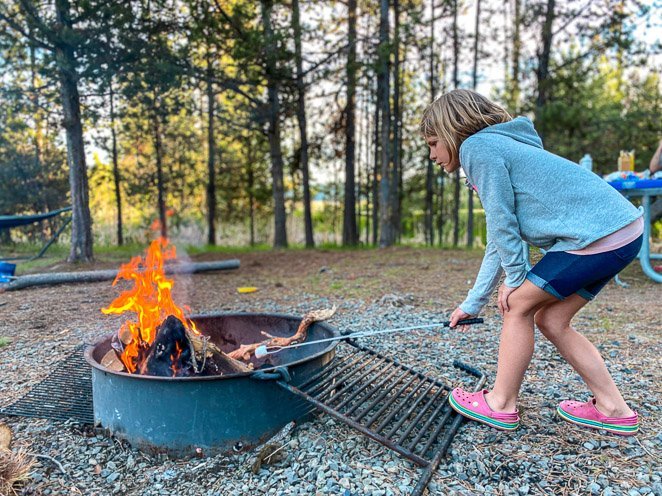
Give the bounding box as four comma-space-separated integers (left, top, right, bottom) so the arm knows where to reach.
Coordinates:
55, 0, 94, 263
536, 0, 555, 139
152, 109, 167, 239
109, 81, 124, 246
511, 0, 522, 112
452, 0, 460, 247
206, 53, 217, 245
343, 0, 359, 246
391, 0, 402, 243
372, 79, 380, 246
425, 0, 436, 246
468, 0, 481, 248
261, 0, 287, 248
377, 0, 393, 247
291, 0, 314, 248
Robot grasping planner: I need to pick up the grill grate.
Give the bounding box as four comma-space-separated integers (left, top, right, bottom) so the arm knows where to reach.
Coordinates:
0, 344, 93, 424
278, 340, 485, 467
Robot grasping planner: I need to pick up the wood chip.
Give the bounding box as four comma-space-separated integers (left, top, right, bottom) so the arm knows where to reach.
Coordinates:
0, 422, 12, 450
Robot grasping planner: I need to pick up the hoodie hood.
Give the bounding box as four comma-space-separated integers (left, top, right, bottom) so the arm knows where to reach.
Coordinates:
475, 116, 543, 149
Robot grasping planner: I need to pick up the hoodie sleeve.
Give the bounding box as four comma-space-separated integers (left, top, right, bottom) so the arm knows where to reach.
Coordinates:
462, 139, 528, 289
460, 238, 503, 315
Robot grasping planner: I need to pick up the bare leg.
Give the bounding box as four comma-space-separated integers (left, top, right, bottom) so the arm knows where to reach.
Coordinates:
485, 281, 557, 413
534, 294, 634, 417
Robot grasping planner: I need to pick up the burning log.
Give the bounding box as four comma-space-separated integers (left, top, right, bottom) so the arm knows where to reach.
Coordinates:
141, 316, 197, 377
102, 316, 251, 376
185, 330, 252, 374
228, 306, 337, 361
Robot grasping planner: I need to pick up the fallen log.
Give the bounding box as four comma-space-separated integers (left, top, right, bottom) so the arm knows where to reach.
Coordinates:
228, 306, 337, 361
0, 260, 240, 292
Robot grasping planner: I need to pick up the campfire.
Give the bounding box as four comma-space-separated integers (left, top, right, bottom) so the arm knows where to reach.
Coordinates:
101, 238, 336, 378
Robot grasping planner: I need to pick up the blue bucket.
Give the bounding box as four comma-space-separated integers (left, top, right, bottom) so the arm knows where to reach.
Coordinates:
0, 262, 16, 283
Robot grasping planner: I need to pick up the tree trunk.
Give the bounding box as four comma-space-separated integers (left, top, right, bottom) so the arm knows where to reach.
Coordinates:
391, 0, 401, 243
291, 0, 314, 248
55, 0, 93, 263
452, 0, 460, 248
343, 0, 359, 246
378, 0, 393, 247
535, 0, 555, 140
206, 53, 217, 246
247, 160, 256, 246
468, 0, 481, 248
152, 109, 167, 239
437, 173, 444, 245
511, 0, 522, 112
261, 0, 287, 248
109, 81, 123, 246
425, 0, 436, 246
372, 80, 380, 246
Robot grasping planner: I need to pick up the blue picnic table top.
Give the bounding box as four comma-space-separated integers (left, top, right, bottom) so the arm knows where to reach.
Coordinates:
606, 181, 662, 283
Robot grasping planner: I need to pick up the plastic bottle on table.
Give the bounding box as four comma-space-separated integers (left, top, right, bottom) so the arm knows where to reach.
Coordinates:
579, 154, 593, 172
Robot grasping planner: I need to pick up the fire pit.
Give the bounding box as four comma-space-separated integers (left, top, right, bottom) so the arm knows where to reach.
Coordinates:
84, 312, 340, 457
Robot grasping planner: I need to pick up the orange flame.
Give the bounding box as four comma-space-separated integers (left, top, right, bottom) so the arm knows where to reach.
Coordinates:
101, 237, 197, 373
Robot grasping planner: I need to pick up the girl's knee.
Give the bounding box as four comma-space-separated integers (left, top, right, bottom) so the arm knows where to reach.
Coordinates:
534, 310, 571, 340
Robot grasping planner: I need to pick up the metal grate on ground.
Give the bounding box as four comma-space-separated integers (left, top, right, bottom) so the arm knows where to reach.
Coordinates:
0, 344, 93, 424
278, 340, 486, 467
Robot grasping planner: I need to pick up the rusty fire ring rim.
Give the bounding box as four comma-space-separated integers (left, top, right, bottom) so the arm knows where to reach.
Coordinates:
84, 311, 341, 381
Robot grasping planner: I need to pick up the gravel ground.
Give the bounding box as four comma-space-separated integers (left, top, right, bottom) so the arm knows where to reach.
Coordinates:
0, 248, 660, 495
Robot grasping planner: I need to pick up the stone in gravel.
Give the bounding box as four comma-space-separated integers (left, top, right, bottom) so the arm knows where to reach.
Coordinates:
588, 482, 601, 494
583, 441, 596, 449
638, 487, 652, 494
88, 458, 97, 465
106, 472, 120, 483
603, 488, 615, 496
518, 484, 530, 495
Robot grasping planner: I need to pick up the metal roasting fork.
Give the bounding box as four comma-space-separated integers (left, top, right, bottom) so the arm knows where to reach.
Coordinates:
254, 318, 484, 358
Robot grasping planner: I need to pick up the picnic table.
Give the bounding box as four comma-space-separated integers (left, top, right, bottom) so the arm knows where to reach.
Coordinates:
608, 180, 662, 284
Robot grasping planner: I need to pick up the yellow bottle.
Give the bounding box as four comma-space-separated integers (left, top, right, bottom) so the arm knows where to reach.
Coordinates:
618, 150, 635, 172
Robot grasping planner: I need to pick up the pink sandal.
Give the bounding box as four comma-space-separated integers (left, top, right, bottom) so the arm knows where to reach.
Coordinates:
448, 388, 520, 431
557, 398, 639, 436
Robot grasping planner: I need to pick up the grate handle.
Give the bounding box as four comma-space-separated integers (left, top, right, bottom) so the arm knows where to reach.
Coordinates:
251, 366, 292, 383
452, 360, 484, 379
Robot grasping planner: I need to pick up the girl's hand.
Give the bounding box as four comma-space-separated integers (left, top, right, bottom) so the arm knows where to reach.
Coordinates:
449, 307, 474, 332
498, 284, 517, 315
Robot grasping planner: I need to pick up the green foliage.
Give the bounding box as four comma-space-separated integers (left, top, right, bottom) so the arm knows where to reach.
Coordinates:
540, 52, 661, 172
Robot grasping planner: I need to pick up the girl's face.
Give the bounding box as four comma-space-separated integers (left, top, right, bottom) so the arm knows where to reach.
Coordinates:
425, 136, 460, 174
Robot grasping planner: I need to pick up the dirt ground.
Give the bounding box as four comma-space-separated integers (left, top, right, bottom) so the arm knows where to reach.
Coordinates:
0, 247, 660, 495
1, 246, 660, 402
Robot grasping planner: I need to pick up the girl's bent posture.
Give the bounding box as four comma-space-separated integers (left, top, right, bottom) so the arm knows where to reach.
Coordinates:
421, 90, 642, 436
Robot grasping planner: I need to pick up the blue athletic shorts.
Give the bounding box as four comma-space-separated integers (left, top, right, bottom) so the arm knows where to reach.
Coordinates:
526, 235, 643, 301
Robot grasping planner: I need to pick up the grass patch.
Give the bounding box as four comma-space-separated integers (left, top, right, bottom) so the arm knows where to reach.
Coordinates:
0, 337, 11, 348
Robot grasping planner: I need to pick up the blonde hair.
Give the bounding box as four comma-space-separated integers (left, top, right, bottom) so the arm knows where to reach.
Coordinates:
419, 89, 512, 165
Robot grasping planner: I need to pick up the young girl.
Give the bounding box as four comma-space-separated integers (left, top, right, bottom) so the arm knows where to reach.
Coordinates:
420, 89, 642, 436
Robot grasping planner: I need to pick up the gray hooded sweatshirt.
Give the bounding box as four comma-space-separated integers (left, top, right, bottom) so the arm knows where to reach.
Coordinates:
459, 117, 642, 316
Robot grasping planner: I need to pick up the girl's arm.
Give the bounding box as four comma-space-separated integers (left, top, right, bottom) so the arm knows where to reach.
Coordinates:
462, 142, 527, 289
459, 238, 503, 315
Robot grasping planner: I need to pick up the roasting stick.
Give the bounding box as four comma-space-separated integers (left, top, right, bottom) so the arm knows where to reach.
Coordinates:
254, 318, 483, 358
